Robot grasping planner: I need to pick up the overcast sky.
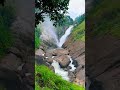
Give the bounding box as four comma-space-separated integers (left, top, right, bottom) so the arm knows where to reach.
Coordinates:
67, 0, 85, 20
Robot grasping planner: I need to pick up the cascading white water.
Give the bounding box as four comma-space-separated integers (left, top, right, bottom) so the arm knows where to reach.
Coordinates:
58, 26, 73, 47
51, 60, 69, 81
51, 25, 76, 81
68, 56, 76, 71
39, 18, 76, 81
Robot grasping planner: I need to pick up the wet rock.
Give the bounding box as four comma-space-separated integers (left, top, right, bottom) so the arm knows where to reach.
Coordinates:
45, 48, 69, 57
67, 66, 72, 71
63, 35, 85, 86
22, 63, 34, 74
68, 71, 75, 82
75, 54, 85, 65
35, 49, 45, 56
72, 60, 78, 67
55, 55, 70, 68
35, 55, 46, 65
46, 58, 53, 64
74, 68, 85, 86
0, 67, 24, 90
53, 48, 69, 55
0, 53, 22, 71
17, 63, 25, 71
9, 47, 22, 58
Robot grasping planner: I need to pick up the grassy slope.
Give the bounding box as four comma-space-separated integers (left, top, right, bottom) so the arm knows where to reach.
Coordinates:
35, 65, 85, 90
71, 20, 85, 42
87, 0, 120, 38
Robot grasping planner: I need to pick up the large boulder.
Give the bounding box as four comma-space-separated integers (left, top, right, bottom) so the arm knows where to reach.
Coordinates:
35, 49, 45, 56
55, 55, 70, 68
0, 53, 22, 71
45, 48, 69, 57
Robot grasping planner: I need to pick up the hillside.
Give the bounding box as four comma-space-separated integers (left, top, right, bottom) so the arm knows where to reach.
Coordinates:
71, 21, 85, 41
87, 0, 120, 38
63, 20, 85, 88
86, 0, 120, 90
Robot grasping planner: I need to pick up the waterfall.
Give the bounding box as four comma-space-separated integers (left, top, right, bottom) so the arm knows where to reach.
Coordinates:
40, 17, 59, 45
39, 18, 76, 81
51, 25, 76, 81
58, 26, 73, 47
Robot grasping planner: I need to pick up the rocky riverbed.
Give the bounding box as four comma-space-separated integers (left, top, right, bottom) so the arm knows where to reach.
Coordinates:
35, 41, 85, 86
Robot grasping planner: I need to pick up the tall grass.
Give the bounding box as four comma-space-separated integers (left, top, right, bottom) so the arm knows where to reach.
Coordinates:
35, 65, 85, 90
35, 26, 41, 49
72, 20, 85, 42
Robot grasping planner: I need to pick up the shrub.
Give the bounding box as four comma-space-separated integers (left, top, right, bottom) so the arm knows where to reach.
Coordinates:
72, 20, 85, 42
0, 6, 15, 58
35, 26, 41, 49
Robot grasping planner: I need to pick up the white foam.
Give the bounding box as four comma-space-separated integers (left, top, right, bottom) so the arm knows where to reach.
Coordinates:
68, 56, 76, 71
51, 60, 69, 81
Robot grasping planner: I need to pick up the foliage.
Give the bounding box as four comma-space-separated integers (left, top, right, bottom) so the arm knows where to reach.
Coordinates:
56, 15, 73, 38
35, 0, 70, 25
72, 20, 85, 42
87, 0, 120, 38
74, 14, 85, 26
0, 6, 15, 58
57, 15, 73, 26
35, 26, 41, 49
35, 65, 85, 90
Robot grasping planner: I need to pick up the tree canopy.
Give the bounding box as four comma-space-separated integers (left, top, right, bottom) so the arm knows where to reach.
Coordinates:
35, 0, 70, 25
74, 14, 85, 25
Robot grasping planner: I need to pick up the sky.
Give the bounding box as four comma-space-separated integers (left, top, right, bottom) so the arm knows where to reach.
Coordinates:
67, 0, 85, 20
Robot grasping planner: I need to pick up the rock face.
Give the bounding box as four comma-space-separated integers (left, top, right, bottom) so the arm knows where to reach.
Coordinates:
85, 0, 120, 90
0, 0, 35, 89
0, 53, 22, 71
86, 35, 120, 90
55, 55, 70, 68
0, 67, 24, 90
63, 36, 85, 86
45, 49, 70, 68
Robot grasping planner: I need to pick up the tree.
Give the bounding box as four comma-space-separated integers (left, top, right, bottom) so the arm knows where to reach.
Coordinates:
74, 14, 85, 25
57, 15, 73, 26
35, 0, 70, 25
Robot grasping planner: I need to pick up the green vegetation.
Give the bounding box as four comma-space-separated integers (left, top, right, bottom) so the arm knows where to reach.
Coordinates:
35, 65, 84, 90
87, 0, 120, 38
35, 26, 41, 49
71, 20, 85, 42
0, 6, 15, 58
35, 0, 69, 25
74, 14, 85, 26
56, 15, 73, 38
0, 84, 6, 90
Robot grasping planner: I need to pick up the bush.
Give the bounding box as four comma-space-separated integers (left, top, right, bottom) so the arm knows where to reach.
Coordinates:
35, 65, 85, 90
35, 26, 41, 49
72, 20, 85, 42
0, 6, 15, 58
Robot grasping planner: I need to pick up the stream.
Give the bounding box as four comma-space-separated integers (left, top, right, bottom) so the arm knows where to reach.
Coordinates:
51, 25, 76, 81
39, 17, 77, 81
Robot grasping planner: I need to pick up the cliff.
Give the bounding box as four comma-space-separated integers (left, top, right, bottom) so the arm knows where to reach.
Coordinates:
63, 21, 85, 86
